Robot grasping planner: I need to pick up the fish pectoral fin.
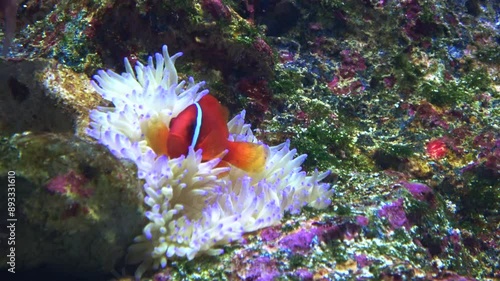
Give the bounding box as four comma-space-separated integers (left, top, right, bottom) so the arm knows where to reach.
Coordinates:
225, 141, 269, 173
167, 133, 191, 159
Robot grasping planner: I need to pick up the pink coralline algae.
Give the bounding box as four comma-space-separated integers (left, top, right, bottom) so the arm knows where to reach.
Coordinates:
327, 50, 367, 95
201, 0, 231, 20
338, 50, 367, 79
378, 198, 409, 230
45, 170, 92, 198
462, 132, 500, 177
383, 75, 396, 89
327, 76, 365, 96
402, 0, 422, 40
237, 77, 272, 121
414, 101, 449, 129
401, 0, 441, 42
268, 220, 366, 254
442, 126, 472, 155
253, 38, 274, 61
312, 220, 362, 242
474, 132, 499, 160
447, 229, 462, 252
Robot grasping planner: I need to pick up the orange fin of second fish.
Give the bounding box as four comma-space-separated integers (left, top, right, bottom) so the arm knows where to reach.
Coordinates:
225, 141, 269, 173
144, 119, 170, 156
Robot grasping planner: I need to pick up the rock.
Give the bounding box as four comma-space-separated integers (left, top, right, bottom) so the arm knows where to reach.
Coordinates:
0, 133, 143, 278
0, 58, 101, 137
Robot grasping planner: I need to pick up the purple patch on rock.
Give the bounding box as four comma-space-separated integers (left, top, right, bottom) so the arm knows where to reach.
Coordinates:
354, 253, 372, 268
294, 268, 313, 281
201, 0, 231, 20
378, 198, 409, 230
279, 229, 316, 253
45, 170, 92, 198
356, 215, 369, 227
246, 256, 279, 281
401, 181, 432, 201
153, 271, 171, 281
312, 220, 361, 242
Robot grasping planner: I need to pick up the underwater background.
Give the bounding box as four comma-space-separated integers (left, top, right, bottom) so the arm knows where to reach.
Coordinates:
0, 0, 499, 280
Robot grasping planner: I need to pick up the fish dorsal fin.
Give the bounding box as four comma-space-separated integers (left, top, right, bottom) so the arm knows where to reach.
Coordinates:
197, 95, 229, 137
194, 95, 230, 160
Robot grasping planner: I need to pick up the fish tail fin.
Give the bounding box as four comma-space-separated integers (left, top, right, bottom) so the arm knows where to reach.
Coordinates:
225, 141, 269, 173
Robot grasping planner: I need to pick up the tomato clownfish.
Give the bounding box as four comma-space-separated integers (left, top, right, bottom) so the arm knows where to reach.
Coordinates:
147, 94, 268, 173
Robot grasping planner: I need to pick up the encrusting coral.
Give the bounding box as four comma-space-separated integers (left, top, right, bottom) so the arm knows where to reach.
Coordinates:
87, 45, 333, 278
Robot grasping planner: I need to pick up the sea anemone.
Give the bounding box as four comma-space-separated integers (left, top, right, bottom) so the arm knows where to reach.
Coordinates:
87, 45, 333, 279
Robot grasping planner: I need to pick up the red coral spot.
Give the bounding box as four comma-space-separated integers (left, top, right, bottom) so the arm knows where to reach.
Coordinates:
426, 139, 447, 159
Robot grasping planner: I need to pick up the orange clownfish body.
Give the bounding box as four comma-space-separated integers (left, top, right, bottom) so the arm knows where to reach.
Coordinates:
164, 94, 268, 173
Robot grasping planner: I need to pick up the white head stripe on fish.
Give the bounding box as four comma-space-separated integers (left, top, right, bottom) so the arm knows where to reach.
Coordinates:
190, 102, 202, 148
